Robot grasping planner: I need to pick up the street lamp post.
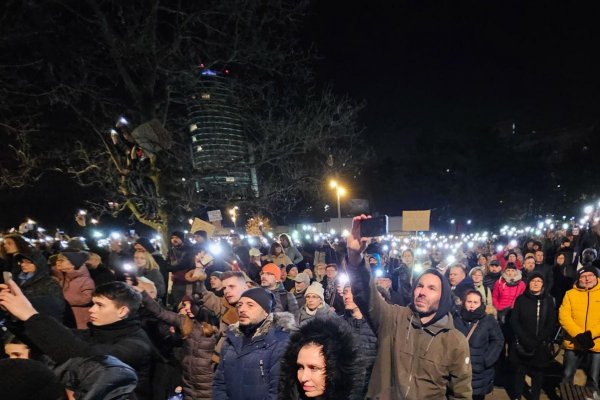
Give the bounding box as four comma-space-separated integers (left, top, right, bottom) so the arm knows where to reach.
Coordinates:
329, 180, 346, 233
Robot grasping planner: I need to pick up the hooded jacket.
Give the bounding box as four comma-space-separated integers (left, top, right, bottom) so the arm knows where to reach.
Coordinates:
349, 262, 471, 400
559, 279, 600, 352
213, 312, 297, 400
491, 270, 525, 311
15, 252, 67, 323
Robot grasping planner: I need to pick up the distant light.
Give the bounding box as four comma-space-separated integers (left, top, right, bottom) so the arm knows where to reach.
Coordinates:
562, 223, 569, 230
92, 230, 103, 239
467, 220, 472, 225
413, 263, 423, 273
341, 229, 350, 237
330, 229, 336, 235
118, 117, 128, 125
510, 240, 517, 247
450, 219, 455, 224
382, 245, 389, 251
110, 232, 121, 240
90, 218, 98, 225
545, 218, 552, 225
123, 263, 133, 271
375, 269, 384, 278
338, 273, 349, 285
188, 219, 194, 225
267, 232, 274, 238
446, 255, 456, 264
584, 205, 594, 214
201, 69, 217, 76
496, 244, 504, 252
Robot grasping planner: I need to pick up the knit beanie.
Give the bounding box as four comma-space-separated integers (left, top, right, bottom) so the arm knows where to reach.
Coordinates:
261, 263, 281, 281
304, 282, 324, 301
286, 264, 297, 273
135, 237, 155, 253
171, 231, 185, 241
240, 288, 275, 313
578, 265, 599, 278
61, 251, 89, 269
0, 359, 65, 400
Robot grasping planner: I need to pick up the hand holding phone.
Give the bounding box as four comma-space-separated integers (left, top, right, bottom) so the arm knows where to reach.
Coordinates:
360, 216, 389, 237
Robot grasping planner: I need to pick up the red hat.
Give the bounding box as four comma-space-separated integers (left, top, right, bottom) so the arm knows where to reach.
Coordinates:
261, 263, 281, 281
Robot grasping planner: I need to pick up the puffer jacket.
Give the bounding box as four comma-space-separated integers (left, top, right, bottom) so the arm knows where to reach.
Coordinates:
454, 310, 504, 396
559, 281, 600, 352
213, 312, 297, 400
53, 266, 95, 329
492, 271, 525, 311
294, 302, 335, 326
343, 313, 378, 400
349, 262, 471, 400
141, 292, 216, 399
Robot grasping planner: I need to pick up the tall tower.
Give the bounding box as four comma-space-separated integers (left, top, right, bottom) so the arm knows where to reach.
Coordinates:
186, 67, 255, 197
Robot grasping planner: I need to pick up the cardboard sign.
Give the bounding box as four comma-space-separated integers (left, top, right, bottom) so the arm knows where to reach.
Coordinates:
190, 218, 216, 237
402, 210, 431, 232
207, 210, 223, 222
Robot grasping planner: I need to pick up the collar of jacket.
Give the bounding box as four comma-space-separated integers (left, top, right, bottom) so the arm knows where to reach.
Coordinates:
408, 311, 453, 336
572, 281, 600, 292
88, 317, 143, 340
220, 297, 239, 325
227, 312, 297, 354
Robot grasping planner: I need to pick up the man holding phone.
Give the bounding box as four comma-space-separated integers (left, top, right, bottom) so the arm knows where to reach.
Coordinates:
346, 215, 471, 400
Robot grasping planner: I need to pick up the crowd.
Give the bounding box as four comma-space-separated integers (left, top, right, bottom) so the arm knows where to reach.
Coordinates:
0, 213, 600, 399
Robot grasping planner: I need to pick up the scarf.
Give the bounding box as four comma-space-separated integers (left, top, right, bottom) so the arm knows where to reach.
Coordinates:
460, 304, 486, 322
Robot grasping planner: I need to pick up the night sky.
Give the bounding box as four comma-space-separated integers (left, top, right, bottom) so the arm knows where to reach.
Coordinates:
310, 2, 600, 153
3, 2, 600, 230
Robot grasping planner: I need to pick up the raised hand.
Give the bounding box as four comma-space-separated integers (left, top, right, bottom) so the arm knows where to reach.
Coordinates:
0, 279, 38, 321
347, 215, 371, 267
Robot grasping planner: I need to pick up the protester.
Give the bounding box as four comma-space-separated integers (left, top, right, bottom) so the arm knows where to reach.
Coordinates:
280, 233, 304, 265
213, 287, 296, 399
551, 252, 575, 308
342, 284, 377, 399
260, 263, 299, 313
346, 216, 472, 400
284, 264, 299, 291
278, 317, 358, 400
454, 290, 504, 400
264, 242, 293, 267
559, 265, 600, 393
209, 270, 225, 296
85, 252, 115, 287
167, 231, 195, 308
0, 358, 66, 400
510, 272, 557, 400
0, 280, 154, 399
294, 282, 335, 326
321, 263, 344, 314
133, 250, 166, 299
52, 251, 95, 329
291, 272, 310, 308
483, 260, 502, 290
492, 262, 525, 324
140, 291, 217, 399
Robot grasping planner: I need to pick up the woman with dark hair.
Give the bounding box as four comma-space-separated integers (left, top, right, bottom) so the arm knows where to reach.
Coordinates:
509, 271, 557, 400
278, 317, 358, 400
454, 290, 504, 400
264, 242, 292, 267
550, 251, 575, 308
279, 234, 303, 265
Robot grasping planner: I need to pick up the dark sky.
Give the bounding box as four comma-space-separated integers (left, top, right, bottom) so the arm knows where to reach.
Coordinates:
310, 1, 600, 155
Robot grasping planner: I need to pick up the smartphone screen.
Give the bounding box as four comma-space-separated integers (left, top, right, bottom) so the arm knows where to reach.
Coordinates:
360, 216, 389, 237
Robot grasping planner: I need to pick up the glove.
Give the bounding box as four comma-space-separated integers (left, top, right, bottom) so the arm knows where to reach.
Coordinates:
575, 331, 595, 350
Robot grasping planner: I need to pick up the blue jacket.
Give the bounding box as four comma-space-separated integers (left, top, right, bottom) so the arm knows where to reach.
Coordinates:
213, 312, 297, 400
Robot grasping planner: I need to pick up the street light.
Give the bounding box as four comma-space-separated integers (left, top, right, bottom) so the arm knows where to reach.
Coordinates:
329, 180, 346, 233
229, 206, 239, 228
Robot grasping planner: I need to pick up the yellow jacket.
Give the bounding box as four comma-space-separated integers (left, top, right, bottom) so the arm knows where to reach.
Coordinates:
559, 282, 600, 352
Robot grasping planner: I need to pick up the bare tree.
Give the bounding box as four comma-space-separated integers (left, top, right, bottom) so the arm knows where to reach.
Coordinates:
0, 0, 369, 233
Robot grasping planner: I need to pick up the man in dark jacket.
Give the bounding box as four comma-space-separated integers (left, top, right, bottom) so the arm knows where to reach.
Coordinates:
213, 287, 296, 400
167, 231, 195, 308
346, 216, 472, 400
85, 252, 116, 288
260, 263, 299, 313
0, 281, 154, 400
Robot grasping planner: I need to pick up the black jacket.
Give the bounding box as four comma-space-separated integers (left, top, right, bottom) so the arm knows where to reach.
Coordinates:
21, 313, 154, 399
454, 309, 504, 396
343, 313, 378, 400
509, 289, 557, 367
271, 284, 299, 314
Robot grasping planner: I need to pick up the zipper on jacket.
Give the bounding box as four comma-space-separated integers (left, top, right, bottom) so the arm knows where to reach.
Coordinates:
535, 299, 540, 336
585, 291, 590, 330
259, 359, 265, 377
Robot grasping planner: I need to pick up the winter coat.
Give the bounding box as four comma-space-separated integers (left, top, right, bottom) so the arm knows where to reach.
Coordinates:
294, 303, 335, 326
322, 277, 344, 315
15, 252, 67, 323
271, 284, 299, 314
510, 289, 557, 366
473, 283, 493, 306
213, 312, 296, 400
22, 313, 154, 400
88, 264, 116, 288
349, 262, 472, 400
551, 260, 576, 307
291, 288, 306, 309
492, 271, 525, 311
168, 243, 195, 283
483, 271, 501, 291
197, 287, 239, 363
343, 313, 378, 400
53, 266, 95, 329
266, 253, 293, 267
141, 292, 215, 399
454, 309, 504, 396
559, 281, 600, 352
139, 268, 166, 299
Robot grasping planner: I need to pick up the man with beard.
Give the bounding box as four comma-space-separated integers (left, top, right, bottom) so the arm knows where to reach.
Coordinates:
346, 216, 471, 400
213, 287, 296, 400
259, 263, 298, 313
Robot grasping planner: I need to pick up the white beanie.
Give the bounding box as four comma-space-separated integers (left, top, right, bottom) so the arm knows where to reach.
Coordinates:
304, 282, 324, 301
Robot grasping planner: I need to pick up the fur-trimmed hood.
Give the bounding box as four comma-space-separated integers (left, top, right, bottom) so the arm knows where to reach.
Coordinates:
278, 317, 360, 400
229, 311, 297, 338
